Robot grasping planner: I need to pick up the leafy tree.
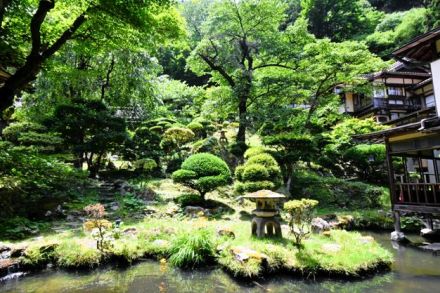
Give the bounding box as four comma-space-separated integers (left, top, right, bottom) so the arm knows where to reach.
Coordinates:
343, 144, 386, 183
369, 0, 425, 12
187, 0, 298, 144
263, 133, 316, 186
301, 0, 382, 41
425, 0, 440, 30
172, 153, 231, 201
46, 98, 128, 177
2, 121, 62, 152
320, 118, 387, 178
284, 198, 319, 246
0, 0, 181, 116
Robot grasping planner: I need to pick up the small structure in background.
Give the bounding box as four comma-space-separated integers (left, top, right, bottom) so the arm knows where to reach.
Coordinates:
243, 190, 286, 238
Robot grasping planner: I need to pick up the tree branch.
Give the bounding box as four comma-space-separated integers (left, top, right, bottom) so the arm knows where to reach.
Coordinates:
30, 0, 55, 57
198, 53, 236, 87
43, 12, 87, 58
253, 63, 297, 71
101, 55, 115, 101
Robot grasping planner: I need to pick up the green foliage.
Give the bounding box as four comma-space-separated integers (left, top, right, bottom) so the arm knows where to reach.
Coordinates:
228, 141, 248, 158
343, 144, 386, 182
55, 241, 102, 269
175, 193, 204, 207
321, 118, 387, 180
0, 217, 50, 240
284, 198, 319, 245
47, 98, 128, 176
243, 147, 267, 160
172, 153, 231, 199
366, 8, 428, 56
160, 127, 195, 153
234, 152, 282, 193
0, 144, 87, 218
301, 0, 382, 41
169, 228, 216, 268
289, 170, 385, 209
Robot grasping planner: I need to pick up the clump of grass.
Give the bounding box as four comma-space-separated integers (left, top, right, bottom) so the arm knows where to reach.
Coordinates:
111, 239, 145, 263
218, 248, 263, 278
55, 240, 102, 269
169, 228, 216, 268
20, 242, 57, 267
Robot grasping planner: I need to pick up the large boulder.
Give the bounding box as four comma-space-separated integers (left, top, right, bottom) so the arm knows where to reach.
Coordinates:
311, 217, 331, 234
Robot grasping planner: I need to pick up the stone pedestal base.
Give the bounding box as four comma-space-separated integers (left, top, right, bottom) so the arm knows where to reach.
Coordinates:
251, 216, 282, 238
391, 231, 406, 242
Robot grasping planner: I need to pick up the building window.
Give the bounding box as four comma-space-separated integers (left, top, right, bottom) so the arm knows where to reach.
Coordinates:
388, 87, 403, 96
390, 112, 399, 120
377, 116, 388, 123
425, 95, 436, 107
373, 87, 385, 98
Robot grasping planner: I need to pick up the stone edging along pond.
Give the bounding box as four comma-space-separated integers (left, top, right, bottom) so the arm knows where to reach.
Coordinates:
1, 218, 393, 282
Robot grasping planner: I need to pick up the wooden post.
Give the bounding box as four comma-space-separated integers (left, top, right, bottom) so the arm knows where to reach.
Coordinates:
385, 138, 396, 208
394, 211, 402, 233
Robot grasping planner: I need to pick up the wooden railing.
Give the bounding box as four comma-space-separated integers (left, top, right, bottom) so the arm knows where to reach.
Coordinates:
394, 183, 440, 206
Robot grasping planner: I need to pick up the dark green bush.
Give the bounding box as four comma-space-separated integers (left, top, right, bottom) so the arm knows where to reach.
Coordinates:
289, 170, 385, 209
172, 153, 231, 201
228, 141, 248, 157
234, 152, 281, 193
175, 193, 204, 207
0, 144, 88, 218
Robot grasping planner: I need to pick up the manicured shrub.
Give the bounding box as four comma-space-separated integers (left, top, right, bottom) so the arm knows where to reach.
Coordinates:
228, 141, 248, 157
243, 146, 267, 159
187, 122, 204, 137
234, 152, 281, 194
175, 193, 204, 207
169, 228, 216, 268
172, 153, 231, 201
284, 199, 319, 246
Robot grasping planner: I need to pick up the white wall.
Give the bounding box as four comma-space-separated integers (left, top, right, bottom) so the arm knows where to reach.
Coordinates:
431, 59, 440, 117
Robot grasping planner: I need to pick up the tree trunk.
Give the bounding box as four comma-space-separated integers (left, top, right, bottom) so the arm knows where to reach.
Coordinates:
0, 55, 43, 113
236, 95, 248, 144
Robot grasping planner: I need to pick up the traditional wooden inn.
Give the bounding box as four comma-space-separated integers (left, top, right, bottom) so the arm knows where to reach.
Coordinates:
352, 27, 440, 240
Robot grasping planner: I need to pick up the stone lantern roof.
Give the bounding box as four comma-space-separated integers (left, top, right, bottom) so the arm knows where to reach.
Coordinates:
242, 190, 286, 201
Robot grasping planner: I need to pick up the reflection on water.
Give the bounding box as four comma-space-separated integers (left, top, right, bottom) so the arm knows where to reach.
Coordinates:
1, 232, 439, 293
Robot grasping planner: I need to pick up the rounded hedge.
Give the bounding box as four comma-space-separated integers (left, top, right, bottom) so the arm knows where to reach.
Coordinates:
241, 163, 269, 181
234, 152, 281, 194
243, 147, 267, 160
172, 153, 231, 198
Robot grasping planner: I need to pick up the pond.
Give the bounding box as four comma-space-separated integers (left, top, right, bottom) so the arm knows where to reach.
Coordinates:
1, 232, 439, 293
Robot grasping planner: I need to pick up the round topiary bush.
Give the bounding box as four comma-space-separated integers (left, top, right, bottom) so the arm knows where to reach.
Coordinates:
243, 146, 267, 160
172, 153, 232, 201
234, 152, 281, 194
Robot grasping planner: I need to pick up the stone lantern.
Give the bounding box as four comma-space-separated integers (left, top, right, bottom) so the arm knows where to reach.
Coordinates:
243, 190, 286, 238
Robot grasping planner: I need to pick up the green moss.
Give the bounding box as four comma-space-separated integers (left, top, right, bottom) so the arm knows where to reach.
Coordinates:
55, 240, 102, 269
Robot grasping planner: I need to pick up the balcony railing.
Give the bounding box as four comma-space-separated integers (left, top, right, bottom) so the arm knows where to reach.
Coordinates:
354, 98, 421, 113
393, 183, 440, 206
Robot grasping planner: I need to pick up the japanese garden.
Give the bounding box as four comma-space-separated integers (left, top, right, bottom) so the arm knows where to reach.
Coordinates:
1, 0, 440, 292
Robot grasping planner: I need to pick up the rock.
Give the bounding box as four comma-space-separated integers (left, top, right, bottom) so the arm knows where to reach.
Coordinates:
217, 228, 235, 239
113, 179, 126, 189
420, 229, 440, 241
391, 231, 407, 242
45, 210, 52, 217
152, 239, 170, 247
184, 206, 206, 217
231, 247, 268, 262
336, 215, 354, 230
144, 207, 158, 215
0, 259, 19, 278
311, 217, 331, 234
138, 188, 156, 200
321, 243, 341, 253
165, 204, 180, 217
123, 228, 138, 236
420, 243, 440, 255
359, 236, 375, 244
66, 215, 76, 222
0, 244, 10, 253
10, 245, 27, 258
110, 202, 120, 211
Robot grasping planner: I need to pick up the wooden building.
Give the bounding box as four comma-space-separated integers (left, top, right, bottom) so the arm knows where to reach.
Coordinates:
355, 27, 440, 240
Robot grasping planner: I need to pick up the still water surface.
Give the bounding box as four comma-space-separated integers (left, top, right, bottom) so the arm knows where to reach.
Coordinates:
1, 232, 439, 293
